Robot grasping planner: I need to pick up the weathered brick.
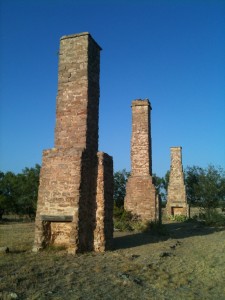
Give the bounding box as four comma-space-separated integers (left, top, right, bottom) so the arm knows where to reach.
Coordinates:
33, 32, 113, 254
124, 99, 160, 222
166, 147, 189, 217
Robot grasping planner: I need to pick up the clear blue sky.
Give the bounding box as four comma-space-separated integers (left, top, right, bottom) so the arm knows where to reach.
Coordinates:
0, 0, 224, 177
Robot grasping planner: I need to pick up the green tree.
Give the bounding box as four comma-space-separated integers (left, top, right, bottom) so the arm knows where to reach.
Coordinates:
0, 164, 41, 219
17, 164, 41, 217
185, 165, 225, 216
152, 173, 166, 204
185, 165, 203, 205
0, 172, 8, 219
162, 170, 170, 193
113, 169, 130, 207
0, 171, 20, 218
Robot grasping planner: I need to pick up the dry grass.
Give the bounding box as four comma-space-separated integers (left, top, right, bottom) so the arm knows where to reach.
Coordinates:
0, 220, 225, 299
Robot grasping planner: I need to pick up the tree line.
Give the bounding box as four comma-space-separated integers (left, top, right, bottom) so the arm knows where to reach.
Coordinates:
0, 164, 225, 220
113, 165, 225, 214
0, 164, 40, 219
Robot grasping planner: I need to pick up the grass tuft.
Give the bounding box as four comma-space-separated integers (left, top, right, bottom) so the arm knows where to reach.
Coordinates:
46, 244, 67, 252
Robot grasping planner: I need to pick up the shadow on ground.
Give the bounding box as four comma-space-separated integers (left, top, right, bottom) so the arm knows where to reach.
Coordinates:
113, 221, 225, 250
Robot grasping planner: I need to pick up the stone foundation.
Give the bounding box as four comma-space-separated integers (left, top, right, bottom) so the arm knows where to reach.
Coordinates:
125, 176, 158, 221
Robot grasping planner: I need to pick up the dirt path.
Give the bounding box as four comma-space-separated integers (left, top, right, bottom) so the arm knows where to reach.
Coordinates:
0, 221, 225, 299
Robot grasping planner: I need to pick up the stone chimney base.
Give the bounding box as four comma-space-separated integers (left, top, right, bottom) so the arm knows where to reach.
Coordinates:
33, 148, 113, 254
124, 175, 159, 221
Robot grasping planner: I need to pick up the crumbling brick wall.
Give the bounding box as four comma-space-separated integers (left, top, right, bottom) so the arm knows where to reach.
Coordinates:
124, 99, 160, 221
33, 33, 113, 254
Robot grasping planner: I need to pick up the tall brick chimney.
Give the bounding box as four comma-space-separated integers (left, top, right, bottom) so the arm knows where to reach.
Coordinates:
124, 99, 160, 221
33, 33, 113, 254
166, 147, 189, 217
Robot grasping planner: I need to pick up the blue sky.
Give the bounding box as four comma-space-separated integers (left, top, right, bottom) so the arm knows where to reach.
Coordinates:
0, 0, 224, 177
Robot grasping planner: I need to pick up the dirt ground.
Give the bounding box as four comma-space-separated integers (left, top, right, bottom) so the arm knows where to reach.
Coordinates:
0, 220, 225, 300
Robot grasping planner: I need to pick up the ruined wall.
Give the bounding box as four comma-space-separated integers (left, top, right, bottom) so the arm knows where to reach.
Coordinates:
94, 152, 114, 252
33, 33, 113, 254
166, 147, 189, 217
124, 99, 160, 221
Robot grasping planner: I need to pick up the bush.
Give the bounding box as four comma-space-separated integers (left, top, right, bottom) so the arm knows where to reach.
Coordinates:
113, 205, 134, 231
168, 215, 188, 222
201, 210, 225, 226
113, 205, 165, 233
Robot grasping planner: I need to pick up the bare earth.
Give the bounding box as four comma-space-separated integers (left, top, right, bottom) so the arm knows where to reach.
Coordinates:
0, 221, 225, 300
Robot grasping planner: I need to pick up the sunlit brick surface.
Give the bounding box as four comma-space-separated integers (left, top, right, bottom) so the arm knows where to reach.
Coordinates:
33, 33, 113, 254
124, 99, 160, 221
166, 147, 189, 217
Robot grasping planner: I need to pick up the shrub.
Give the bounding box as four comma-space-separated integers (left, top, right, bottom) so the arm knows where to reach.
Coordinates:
202, 210, 225, 226
113, 205, 134, 231
113, 205, 166, 234
168, 215, 188, 222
